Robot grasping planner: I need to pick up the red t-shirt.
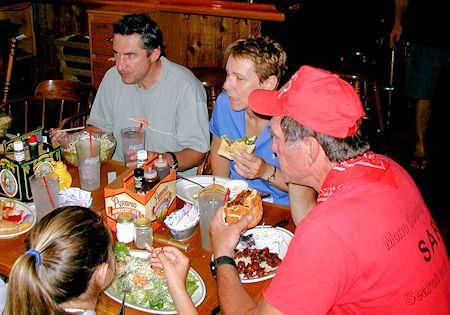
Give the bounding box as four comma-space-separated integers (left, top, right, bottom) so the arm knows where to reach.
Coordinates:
264, 152, 450, 314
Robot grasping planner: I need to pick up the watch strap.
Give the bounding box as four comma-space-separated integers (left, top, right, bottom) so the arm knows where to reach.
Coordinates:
210, 256, 237, 278
265, 165, 277, 183
167, 151, 178, 170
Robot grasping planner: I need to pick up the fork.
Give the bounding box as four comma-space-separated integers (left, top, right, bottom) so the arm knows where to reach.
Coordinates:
118, 281, 131, 315
239, 219, 289, 247
176, 175, 205, 188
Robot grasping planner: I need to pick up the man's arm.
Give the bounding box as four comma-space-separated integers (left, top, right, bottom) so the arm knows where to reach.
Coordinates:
216, 264, 284, 315
288, 184, 317, 225
210, 207, 283, 315
161, 149, 206, 172
390, 0, 409, 49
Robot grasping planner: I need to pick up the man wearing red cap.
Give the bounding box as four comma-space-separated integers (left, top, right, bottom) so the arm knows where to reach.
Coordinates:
209, 66, 449, 314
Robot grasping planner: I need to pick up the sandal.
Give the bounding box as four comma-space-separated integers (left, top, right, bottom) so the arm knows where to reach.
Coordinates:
410, 156, 429, 170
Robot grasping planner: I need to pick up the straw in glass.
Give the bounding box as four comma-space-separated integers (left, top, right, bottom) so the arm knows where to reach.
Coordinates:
43, 175, 56, 209
88, 128, 93, 158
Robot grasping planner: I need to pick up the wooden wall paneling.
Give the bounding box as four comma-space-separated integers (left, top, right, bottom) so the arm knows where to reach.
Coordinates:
158, 12, 261, 68
88, 7, 262, 89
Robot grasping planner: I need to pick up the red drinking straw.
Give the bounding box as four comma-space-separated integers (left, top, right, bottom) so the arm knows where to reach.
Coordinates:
138, 122, 143, 135
224, 188, 230, 203
43, 175, 56, 209
88, 128, 93, 158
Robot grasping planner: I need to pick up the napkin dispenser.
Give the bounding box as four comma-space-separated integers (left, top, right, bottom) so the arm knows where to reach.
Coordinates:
104, 154, 177, 232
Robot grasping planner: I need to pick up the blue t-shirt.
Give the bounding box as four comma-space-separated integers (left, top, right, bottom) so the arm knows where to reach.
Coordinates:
209, 92, 289, 206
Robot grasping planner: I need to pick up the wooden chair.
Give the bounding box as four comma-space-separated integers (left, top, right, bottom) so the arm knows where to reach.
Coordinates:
0, 80, 96, 135
34, 79, 96, 110
197, 151, 212, 175
57, 110, 90, 129
189, 67, 226, 175
2, 37, 16, 103
330, 51, 387, 152
190, 67, 226, 118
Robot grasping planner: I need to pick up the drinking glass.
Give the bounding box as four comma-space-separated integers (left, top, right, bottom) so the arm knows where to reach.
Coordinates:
198, 190, 226, 251
29, 172, 60, 221
76, 134, 100, 191
121, 127, 146, 165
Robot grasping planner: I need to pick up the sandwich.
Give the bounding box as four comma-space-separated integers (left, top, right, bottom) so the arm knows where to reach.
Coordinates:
223, 189, 263, 229
217, 135, 256, 160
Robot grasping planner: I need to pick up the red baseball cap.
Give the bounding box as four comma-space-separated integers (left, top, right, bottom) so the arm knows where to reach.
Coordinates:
249, 65, 366, 138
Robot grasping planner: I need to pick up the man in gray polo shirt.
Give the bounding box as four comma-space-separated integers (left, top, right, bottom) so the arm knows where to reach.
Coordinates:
87, 13, 209, 176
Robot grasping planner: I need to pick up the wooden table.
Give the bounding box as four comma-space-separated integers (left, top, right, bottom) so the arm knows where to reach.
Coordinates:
0, 159, 295, 315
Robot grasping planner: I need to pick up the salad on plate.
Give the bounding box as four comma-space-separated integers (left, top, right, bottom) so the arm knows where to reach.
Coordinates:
107, 242, 202, 313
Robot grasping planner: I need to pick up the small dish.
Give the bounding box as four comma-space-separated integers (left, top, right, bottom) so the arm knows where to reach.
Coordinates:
224, 180, 249, 198
166, 222, 198, 241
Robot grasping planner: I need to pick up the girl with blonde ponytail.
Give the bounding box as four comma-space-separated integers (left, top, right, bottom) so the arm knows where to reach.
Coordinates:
4, 206, 115, 315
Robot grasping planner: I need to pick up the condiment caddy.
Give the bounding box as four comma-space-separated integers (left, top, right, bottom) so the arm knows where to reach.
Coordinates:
0, 128, 62, 202
104, 153, 177, 233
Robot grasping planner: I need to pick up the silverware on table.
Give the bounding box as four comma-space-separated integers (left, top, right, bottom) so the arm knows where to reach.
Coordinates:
118, 281, 131, 315
176, 175, 205, 188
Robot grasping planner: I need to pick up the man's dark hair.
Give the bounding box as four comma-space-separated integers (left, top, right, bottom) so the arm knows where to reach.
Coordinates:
113, 13, 165, 56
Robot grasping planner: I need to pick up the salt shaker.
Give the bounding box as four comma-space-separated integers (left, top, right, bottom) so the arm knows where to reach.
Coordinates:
134, 217, 153, 249
116, 213, 134, 243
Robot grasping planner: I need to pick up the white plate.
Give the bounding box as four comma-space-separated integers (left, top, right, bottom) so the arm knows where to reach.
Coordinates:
0, 197, 36, 239
236, 226, 293, 284
104, 250, 206, 314
176, 175, 231, 204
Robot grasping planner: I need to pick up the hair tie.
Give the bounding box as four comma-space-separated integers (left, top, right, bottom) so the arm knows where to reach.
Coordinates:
25, 248, 42, 267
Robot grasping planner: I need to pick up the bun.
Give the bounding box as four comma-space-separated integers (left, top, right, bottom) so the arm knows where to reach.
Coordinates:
223, 189, 263, 229
217, 135, 256, 160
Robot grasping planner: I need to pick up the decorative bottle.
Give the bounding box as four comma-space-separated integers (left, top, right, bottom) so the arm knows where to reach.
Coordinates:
52, 161, 72, 190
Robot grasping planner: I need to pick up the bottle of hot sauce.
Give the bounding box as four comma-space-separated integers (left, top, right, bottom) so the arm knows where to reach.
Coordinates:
42, 129, 53, 153
27, 135, 39, 160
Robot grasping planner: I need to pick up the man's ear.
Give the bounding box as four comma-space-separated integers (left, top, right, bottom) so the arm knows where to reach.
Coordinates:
303, 136, 320, 165
261, 75, 278, 90
150, 47, 161, 62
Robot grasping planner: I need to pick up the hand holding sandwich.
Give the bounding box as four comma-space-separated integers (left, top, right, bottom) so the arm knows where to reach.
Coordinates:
210, 204, 253, 258
232, 151, 272, 179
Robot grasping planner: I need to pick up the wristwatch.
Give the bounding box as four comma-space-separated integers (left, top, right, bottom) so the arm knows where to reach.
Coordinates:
167, 152, 178, 170
265, 165, 277, 183
210, 256, 237, 278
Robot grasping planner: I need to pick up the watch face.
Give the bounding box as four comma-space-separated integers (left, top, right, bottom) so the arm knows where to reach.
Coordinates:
210, 256, 236, 278
210, 260, 217, 277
